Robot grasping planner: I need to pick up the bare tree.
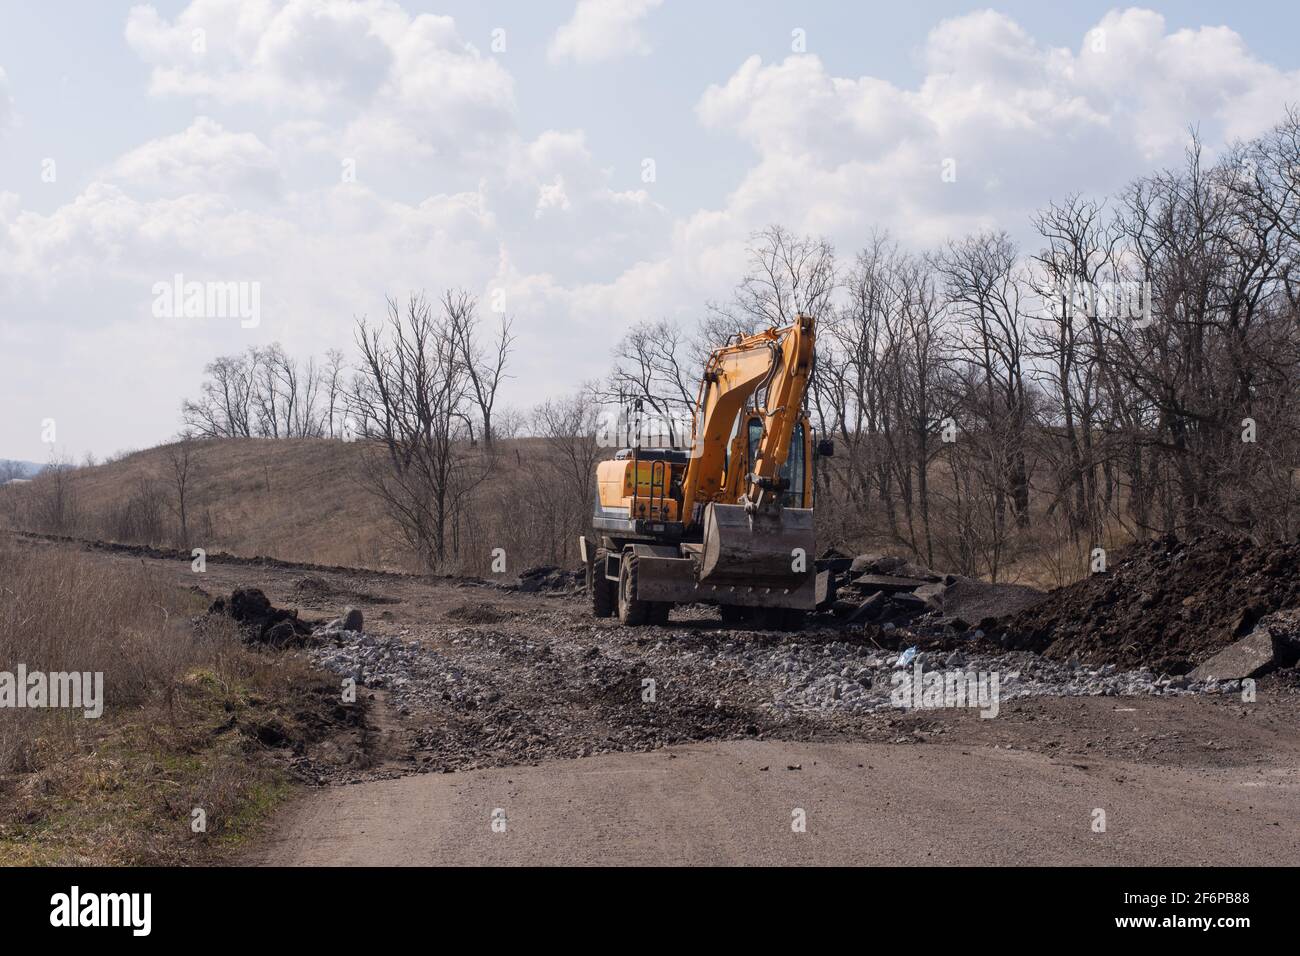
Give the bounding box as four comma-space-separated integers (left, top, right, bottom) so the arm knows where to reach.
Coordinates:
1028, 194, 1122, 542
530, 387, 603, 563
447, 290, 514, 449
184, 344, 336, 440
349, 293, 498, 570
601, 318, 698, 446
699, 225, 838, 384
1100, 132, 1300, 537
182, 351, 259, 438
162, 434, 200, 548
29, 454, 79, 534
731, 224, 837, 327
938, 231, 1035, 531
322, 348, 347, 438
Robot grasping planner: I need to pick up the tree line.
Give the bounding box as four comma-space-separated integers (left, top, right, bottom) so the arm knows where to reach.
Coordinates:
605, 111, 1300, 582
62, 107, 1297, 580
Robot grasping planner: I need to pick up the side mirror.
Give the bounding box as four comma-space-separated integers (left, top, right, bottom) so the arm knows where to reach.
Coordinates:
816, 438, 835, 458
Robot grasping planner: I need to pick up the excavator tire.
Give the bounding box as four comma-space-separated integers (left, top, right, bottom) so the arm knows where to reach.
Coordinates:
590, 548, 615, 618
719, 605, 749, 625
617, 553, 651, 626
756, 607, 806, 631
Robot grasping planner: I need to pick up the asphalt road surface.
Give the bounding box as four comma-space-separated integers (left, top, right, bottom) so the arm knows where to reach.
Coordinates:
249, 739, 1299, 866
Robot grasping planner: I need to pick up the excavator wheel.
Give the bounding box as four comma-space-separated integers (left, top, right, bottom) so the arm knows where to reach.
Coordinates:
617, 553, 651, 626
756, 607, 806, 631
590, 548, 615, 618
719, 605, 749, 625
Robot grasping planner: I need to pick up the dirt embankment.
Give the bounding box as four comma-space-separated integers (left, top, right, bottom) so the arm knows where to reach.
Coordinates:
0, 534, 363, 865
1003, 533, 1300, 673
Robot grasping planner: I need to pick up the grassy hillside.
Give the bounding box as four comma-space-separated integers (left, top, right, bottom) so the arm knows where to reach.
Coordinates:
0, 435, 586, 576
0, 536, 338, 864
0, 438, 401, 570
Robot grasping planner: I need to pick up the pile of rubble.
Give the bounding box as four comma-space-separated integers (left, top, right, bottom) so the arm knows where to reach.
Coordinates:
749, 644, 1238, 716
511, 565, 585, 594
819, 552, 1044, 632
1188, 609, 1300, 682
1001, 532, 1300, 674
207, 587, 315, 647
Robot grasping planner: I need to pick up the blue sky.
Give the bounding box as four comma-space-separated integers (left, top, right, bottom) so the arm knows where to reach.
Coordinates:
6, 1, 1299, 214
2, 1, 1299, 461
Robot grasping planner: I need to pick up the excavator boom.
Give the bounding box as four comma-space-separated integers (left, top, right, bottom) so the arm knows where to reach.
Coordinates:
681, 313, 815, 522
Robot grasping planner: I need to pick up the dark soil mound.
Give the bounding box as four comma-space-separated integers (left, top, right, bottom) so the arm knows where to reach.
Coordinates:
1002, 533, 1300, 674
445, 602, 515, 625
209, 587, 314, 647
514, 566, 583, 593
292, 575, 334, 599
942, 576, 1046, 626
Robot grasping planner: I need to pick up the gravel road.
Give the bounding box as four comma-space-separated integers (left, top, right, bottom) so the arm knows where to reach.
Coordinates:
248, 739, 1300, 866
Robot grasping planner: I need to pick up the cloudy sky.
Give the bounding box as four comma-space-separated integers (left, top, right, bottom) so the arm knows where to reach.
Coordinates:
2, 0, 1299, 462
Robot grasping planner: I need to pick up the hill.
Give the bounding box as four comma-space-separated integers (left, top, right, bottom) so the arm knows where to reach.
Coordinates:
0, 433, 1118, 586
0, 436, 583, 575
0, 439, 394, 568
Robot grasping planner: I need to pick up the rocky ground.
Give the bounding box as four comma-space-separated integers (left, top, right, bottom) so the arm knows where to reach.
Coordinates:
307, 617, 1258, 736
20, 532, 1300, 787
14, 532, 1300, 866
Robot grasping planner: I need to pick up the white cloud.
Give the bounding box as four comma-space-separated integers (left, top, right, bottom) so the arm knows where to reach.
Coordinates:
4, 4, 1299, 461
535, 7, 1300, 346
489, 129, 669, 278
548, 0, 662, 65
688, 8, 1300, 253
126, 2, 516, 188
126, 0, 398, 110
125, 1, 514, 134
109, 117, 280, 197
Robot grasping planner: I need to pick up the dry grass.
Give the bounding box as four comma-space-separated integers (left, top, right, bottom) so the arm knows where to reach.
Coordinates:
991, 511, 1136, 591
3, 438, 398, 568
0, 436, 577, 575
0, 541, 207, 771
0, 538, 339, 864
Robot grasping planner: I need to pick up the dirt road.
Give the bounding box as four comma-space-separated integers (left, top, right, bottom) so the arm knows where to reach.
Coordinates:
18, 534, 1300, 865
248, 739, 1299, 866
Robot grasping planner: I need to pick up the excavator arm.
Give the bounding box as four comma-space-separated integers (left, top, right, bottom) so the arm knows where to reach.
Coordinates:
677, 313, 818, 589
681, 313, 815, 524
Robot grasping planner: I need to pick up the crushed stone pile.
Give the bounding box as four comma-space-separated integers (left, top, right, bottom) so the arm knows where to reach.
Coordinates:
1000, 533, 1300, 674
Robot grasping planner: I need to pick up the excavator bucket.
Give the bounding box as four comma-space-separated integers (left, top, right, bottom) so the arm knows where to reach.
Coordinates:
699, 502, 815, 588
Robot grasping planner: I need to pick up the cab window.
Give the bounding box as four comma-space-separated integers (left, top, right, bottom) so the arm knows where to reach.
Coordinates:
746, 419, 806, 508
783, 422, 806, 508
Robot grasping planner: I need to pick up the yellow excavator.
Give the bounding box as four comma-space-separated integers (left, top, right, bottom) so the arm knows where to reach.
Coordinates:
579, 313, 832, 628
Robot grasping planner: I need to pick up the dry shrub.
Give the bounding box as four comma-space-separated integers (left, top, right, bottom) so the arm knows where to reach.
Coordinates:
0, 539, 209, 772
